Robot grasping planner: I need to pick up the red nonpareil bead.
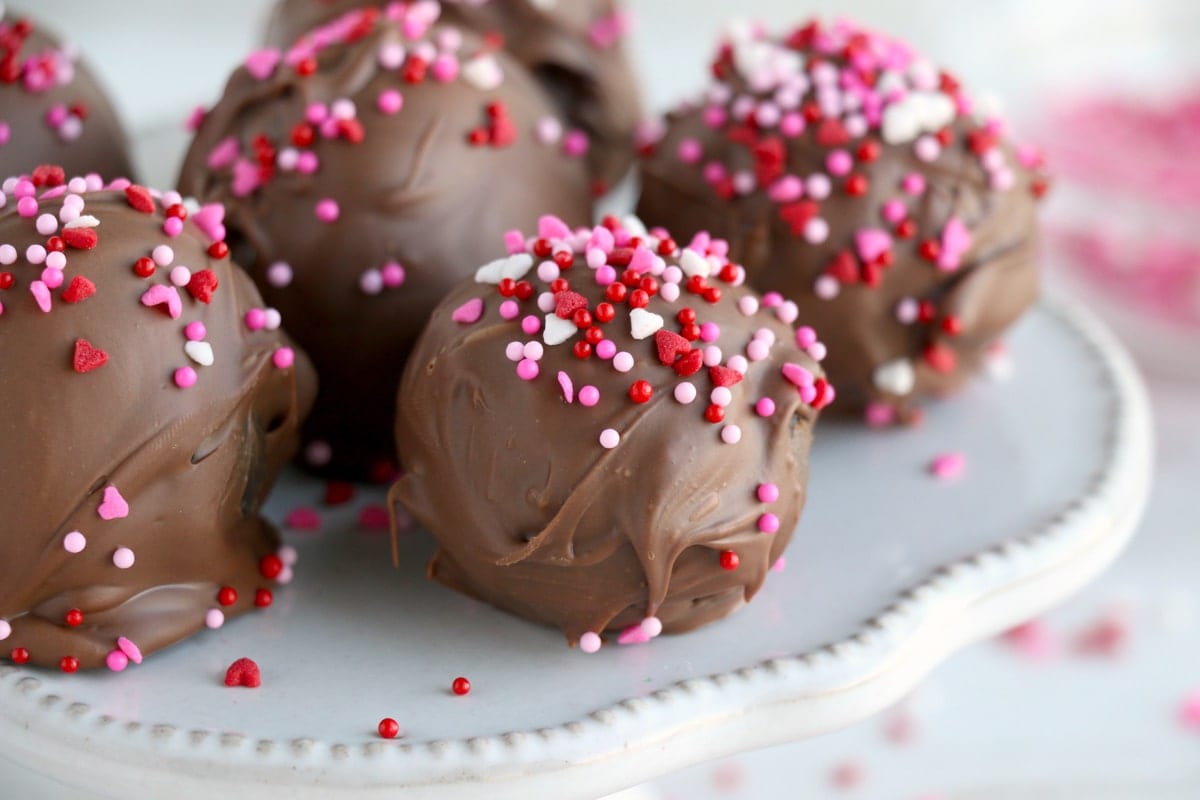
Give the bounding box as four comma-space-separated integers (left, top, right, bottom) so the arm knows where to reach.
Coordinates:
594, 302, 615, 323
657, 237, 677, 255
324, 481, 355, 505
718, 263, 738, 283
719, 550, 740, 571
705, 403, 725, 423
935, 127, 954, 147
628, 289, 650, 309
207, 241, 229, 259
917, 300, 937, 324
291, 122, 315, 148
514, 280, 534, 301
11, 648, 29, 665
895, 219, 917, 239
620, 268, 641, 287
1032, 179, 1050, 199
918, 240, 941, 262
466, 128, 489, 146
553, 251, 574, 270
259, 554, 284, 580
31, 164, 65, 187
60, 656, 79, 673
676, 308, 697, 325
856, 140, 881, 162
845, 174, 869, 196
549, 278, 570, 294
497, 277, 516, 297
133, 257, 156, 278
64, 609, 83, 627
572, 308, 592, 329
686, 275, 707, 294
607, 247, 634, 266
0, 272, 13, 290
702, 286, 722, 304
45, 236, 65, 252
590, 179, 608, 198
584, 326, 604, 346
604, 282, 627, 303
680, 322, 701, 341
629, 380, 653, 403
217, 587, 238, 607
861, 261, 882, 288
254, 588, 274, 608
337, 118, 365, 144
923, 343, 958, 373
941, 315, 963, 336
639, 276, 658, 295
802, 101, 822, 123
403, 56, 427, 83
294, 56, 317, 76
378, 718, 401, 739
166, 203, 187, 220
601, 215, 621, 231
451, 677, 471, 696
532, 238, 553, 258
572, 341, 592, 359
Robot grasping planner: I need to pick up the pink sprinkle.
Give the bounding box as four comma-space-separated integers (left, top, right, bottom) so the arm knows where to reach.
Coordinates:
174, 366, 198, 388
855, 228, 893, 263
381, 261, 405, 287
521, 315, 541, 335
105, 651, 129, 672
152, 244, 174, 266
579, 632, 602, 654
30, 280, 51, 312
826, 149, 853, 176
902, 172, 926, 195
598, 428, 620, 449
761, 291, 783, 309
117, 636, 143, 664
595, 339, 617, 360
63, 531, 86, 553
536, 116, 563, 144
557, 371, 574, 403
517, 359, 539, 381
98, 486, 130, 520
674, 382, 697, 404
377, 88, 404, 115
929, 452, 966, 480
865, 402, 896, 427
771, 556, 786, 572
757, 483, 780, 503
245, 308, 267, 331
612, 352, 634, 372
451, 297, 484, 324
285, 506, 322, 531
699, 322, 720, 342
315, 198, 340, 223
782, 362, 814, 387
141, 285, 183, 319
1003, 619, 1057, 662
499, 300, 519, 320
747, 340, 769, 361
244, 48, 282, 80
617, 622, 650, 645
721, 425, 742, 444
562, 130, 590, 157
1179, 690, 1200, 730
163, 216, 184, 238
358, 504, 391, 531
831, 761, 865, 789
273, 347, 295, 369
755, 397, 776, 417
641, 616, 664, 638
710, 386, 732, 407
677, 138, 702, 163
882, 199, 908, 224
17, 196, 38, 217
112, 547, 135, 569
503, 230, 526, 254
205, 609, 225, 629
579, 385, 600, 407
184, 321, 207, 341
169, 266, 192, 287
40, 268, 63, 289
505, 342, 524, 361
1073, 607, 1131, 658
594, 264, 617, 285
727, 355, 748, 374
207, 137, 240, 170
522, 341, 543, 361
757, 513, 780, 533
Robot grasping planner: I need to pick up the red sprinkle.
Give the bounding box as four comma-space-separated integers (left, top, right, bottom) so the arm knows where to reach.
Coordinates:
705, 403, 725, 423
11, 648, 30, 665
224, 657, 262, 688
259, 554, 283, 580
123, 185, 156, 214
186, 269, 219, 303
673, 349, 704, 377
64, 609, 83, 627
451, 676, 471, 696
709, 365, 743, 388
207, 241, 229, 259
62, 227, 98, 250
72, 339, 108, 374
217, 586, 238, 606
254, 588, 274, 608
0, 272, 12, 290
61, 276, 95, 304
629, 380, 653, 403
133, 257, 156, 278
324, 481, 356, 506
378, 718, 401, 739
31, 164, 65, 187
655, 329, 691, 365
719, 550, 740, 570
60, 656, 79, 673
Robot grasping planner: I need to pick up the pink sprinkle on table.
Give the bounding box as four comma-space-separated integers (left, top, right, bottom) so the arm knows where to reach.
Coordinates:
929, 452, 966, 480
285, 506, 322, 531
358, 504, 390, 531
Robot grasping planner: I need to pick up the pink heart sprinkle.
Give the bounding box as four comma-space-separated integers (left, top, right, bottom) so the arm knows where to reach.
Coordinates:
451, 297, 484, 324
855, 227, 893, 263
244, 49, 282, 81
231, 158, 261, 198
557, 370, 574, 403
628, 244, 656, 275
97, 486, 129, 520
141, 284, 182, 319
938, 217, 972, 271
537, 214, 571, 240
587, 225, 615, 254
285, 506, 322, 531
191, 203, 226, 243
206, 136, 240, 170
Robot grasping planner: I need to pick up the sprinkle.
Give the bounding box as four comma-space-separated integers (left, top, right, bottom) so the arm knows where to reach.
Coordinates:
97, 486, 129, 521
475, 253, 534, 284
224, 657, 262, 688
629, 307, 664, 339
174, 367, 198, 388
641, 616, 664, 638
516, 359, 539, 380
543, 314, 575, 346
674, 382, 697, 404
499, 300, 519, 319
754, 397, 775, 417
1178, 690, 1200, 731
315, 198, 340, 222
267, 261, 293, 287
184, 341, 214, 367
595, 339, 617, 360
285, 507, 322, 531
721, 425, 742, 444
710, 386, 733, 407
873, 359, 916, 396
757, 483, 780, 503
557, 371, 574, 403
580, 632, 602, 654
757, 512, 780, 533
579, 385, 600, 406
106, 651, 129, 672
598, 428, 620, 449
112, 547, 136, 569
461, 54, 503, 90
205, 609, 225, 629
273, 347, 295, 369
358, 505, 391, 531
71, 338, 108, 373
1002, 620, 1057, 662
245, 308, 267, 331
116, 637, 143, 664
612, 352, 634, 372
141, 284, 183, 319
360, 269, 384, 294
929, 452, 966, 480
447, 296, 485, 325
62, 531, 87, 553
30, 280, 52, 312
378, 718, 402, 739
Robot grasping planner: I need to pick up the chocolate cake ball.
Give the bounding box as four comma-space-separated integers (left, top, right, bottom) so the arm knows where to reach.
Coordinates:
0, 12, 135, 181
179, 6, 594, 479
392, 216, 833, 649
265, 0, 641, 190
637, 19, 1050, 424
0, 169, 315, 671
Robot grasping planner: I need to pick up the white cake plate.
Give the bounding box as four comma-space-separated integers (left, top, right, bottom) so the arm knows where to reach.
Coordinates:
0, 298, 1152, 800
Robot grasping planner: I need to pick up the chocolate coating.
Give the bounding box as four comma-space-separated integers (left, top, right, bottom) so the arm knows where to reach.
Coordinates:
392, 218, 830, 644
0, 177, 315, 670
179, 9, 593, 479
265, 0, 642, 188
0, 14, 135, 182
637, 20, 1048, 421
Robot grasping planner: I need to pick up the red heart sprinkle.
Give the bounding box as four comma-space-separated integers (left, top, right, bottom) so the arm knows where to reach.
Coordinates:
72, 338, 108, 373
826, 250, 860, 284
490, 116, 516, 148
655, 329, 691, 365
124, 185, 156, 214
607, 247, 634, 267
62, 227, 98, 250
753, 136, 786, 186
778, 200, 819, 236
673, 348, 704, 377
816, 118, 850, 147
223, 657, 261, 688
709, 365, 744, 387
186, 269, 219, 303
61, 276, 96, 304
553, 290, 588, 319
31, 164, 65, 188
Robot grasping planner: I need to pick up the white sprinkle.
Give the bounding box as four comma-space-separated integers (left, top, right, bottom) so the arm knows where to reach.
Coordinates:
542, 314, 576, 346
679, 248, 711, 279
873, 358, 916, 396
184, 341, 215, 366
599, 428, 620, 449
461, 54, 503, 91
62, 214, 100, 230
629, 307, 664, 340
474, 253, 533, 284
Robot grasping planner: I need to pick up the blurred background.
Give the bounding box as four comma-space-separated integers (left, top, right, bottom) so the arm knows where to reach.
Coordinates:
6, 0, 1198, 797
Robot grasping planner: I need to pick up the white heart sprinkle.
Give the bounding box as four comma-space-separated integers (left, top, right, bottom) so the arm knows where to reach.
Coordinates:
184, 341, 215, 367
629, 307, 664, 340
542, 314, 576, 346
882, 91, 956, 145
461, 54, 503, 91
679, 248, 711, 279
474, 253, 533, 284
873, 358, 916, 396
63, 215, 100, 229
621, 215, 649, 239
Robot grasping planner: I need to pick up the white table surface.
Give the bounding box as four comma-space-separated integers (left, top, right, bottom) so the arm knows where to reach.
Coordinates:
5, 1, 1198, 798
